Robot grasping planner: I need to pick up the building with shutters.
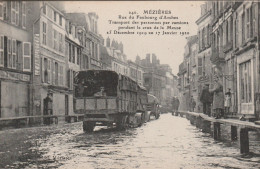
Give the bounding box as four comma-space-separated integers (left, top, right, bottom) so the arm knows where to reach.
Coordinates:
228, 2, 260, 118
0, 1, 32, 118
27, 1, 68, 120
177, 35, 198, 111
100, 37, 128, 75
127, 60, 144, 86
65, 12, 103, 70
64, 15, 84, 117
195, 2, 214, 112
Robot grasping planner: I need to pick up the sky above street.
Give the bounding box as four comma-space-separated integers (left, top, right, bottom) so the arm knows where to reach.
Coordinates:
64, 1, 203, 75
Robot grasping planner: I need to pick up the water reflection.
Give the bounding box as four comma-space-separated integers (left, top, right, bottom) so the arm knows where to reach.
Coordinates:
2, 114, 260, 169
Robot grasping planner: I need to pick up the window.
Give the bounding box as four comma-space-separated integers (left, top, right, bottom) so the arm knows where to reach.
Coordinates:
54, 11, 57, 22
92, 42, 95, 58
59, 15, 62, 26
11, 1, 16, 24
95, 44, 98, 59
53, 29, 58, 50
47, 59, 51, 83
235, 16, 239, 48
69, 43, 71, 62
0, 36, 3, 67
253, 4, 257, 35
226, 20, 229, 44
239, 60, 252, 103
12, 39, 16, 68
7, 38, 12, 68
246, 8, 251, 39
198, 31, 200, 50
55, 62, 58, 85
58, 33, 63, 53
198, 58, 202, 76
77, 48, 80, 65
75, 46, 77, 64
43, 5, 46, 15
23, 42, 31, 71
42, 22, 47, 45
72, 45, 75, 63
59, 65, 63, 86
22, 2, 26, 28
0, 1, 3, 20
65, 42, 69, 57
230, 16, 233, 43
43, 58, 48, 83
242, 12, 245, 44
207, 25, 210, 46
202, 28, 205, 48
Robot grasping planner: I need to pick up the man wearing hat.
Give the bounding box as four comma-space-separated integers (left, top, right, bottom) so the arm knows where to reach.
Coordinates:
43, 92, 53, 124
200, 83, 212, 116
210, 75, 224, 119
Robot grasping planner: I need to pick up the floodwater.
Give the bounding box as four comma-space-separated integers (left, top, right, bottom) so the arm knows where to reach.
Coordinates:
0, 114, 260, 169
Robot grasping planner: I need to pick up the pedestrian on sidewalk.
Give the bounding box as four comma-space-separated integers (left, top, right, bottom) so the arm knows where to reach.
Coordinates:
210, 75, 224, 119
200, 84, 212, 116
43, 92, 53, 125
171, 97, 176, 113
190, 96, 196, 112
224, 88, 232, 116
175, 97, 180, 112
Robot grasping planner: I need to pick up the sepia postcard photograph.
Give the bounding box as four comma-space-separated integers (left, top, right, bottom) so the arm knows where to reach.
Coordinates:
0, 0, 260, 168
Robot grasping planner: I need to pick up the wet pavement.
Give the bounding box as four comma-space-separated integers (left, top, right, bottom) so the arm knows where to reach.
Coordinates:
0, 113, 260, 169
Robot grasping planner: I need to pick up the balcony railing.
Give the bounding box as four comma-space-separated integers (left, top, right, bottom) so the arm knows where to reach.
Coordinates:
210, 47, 225, 64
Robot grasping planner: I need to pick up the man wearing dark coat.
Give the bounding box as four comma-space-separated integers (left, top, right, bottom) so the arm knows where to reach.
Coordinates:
175, 97, 180, 112
171, 97, 176, 112
200, 84, 212, 116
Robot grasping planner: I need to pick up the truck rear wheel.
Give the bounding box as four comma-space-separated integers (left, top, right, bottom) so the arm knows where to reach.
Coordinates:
117, 115, 128, 130
83, 121, 95, 132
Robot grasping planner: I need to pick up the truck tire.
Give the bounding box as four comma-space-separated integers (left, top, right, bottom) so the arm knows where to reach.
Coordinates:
83, 121, 95, 133
117, 115, 128, 130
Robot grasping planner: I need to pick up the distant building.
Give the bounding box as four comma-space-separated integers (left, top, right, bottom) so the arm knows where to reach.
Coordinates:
128, 59, 144, 86
65, 12, 103, 70
64, 15, 84, 116
100, 37, 128, 75
138, 53, 176, 106
177, 35, 197, 111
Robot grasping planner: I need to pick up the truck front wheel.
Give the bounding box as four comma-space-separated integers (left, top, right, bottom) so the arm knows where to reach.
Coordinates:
83, 121, 95, 132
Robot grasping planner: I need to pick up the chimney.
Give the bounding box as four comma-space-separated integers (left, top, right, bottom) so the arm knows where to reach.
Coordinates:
146, 53, 151, 64
106, 37, 110, 47
119, 42, 123, 53
152, 53, 157, 65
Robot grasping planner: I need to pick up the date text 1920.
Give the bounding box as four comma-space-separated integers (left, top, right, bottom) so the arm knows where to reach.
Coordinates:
143, 10, 171, 15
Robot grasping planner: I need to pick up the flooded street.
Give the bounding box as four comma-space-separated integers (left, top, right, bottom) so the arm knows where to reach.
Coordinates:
1, 113, 260, 169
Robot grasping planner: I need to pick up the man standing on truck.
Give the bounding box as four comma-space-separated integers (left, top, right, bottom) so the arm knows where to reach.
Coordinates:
94, 86, 107, 97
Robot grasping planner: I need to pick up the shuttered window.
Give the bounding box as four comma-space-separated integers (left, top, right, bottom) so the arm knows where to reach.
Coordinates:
47, 59, 51, 83
7, 38, 12, 68
0, 2, 3, 20
22, 2, 26, 28
12, 39, 16, 68
0, 35, 4, 67
23, 42, 31, 71
59, 65, 63, 86
42, 22, 47, 45
198, 58, 203, 76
